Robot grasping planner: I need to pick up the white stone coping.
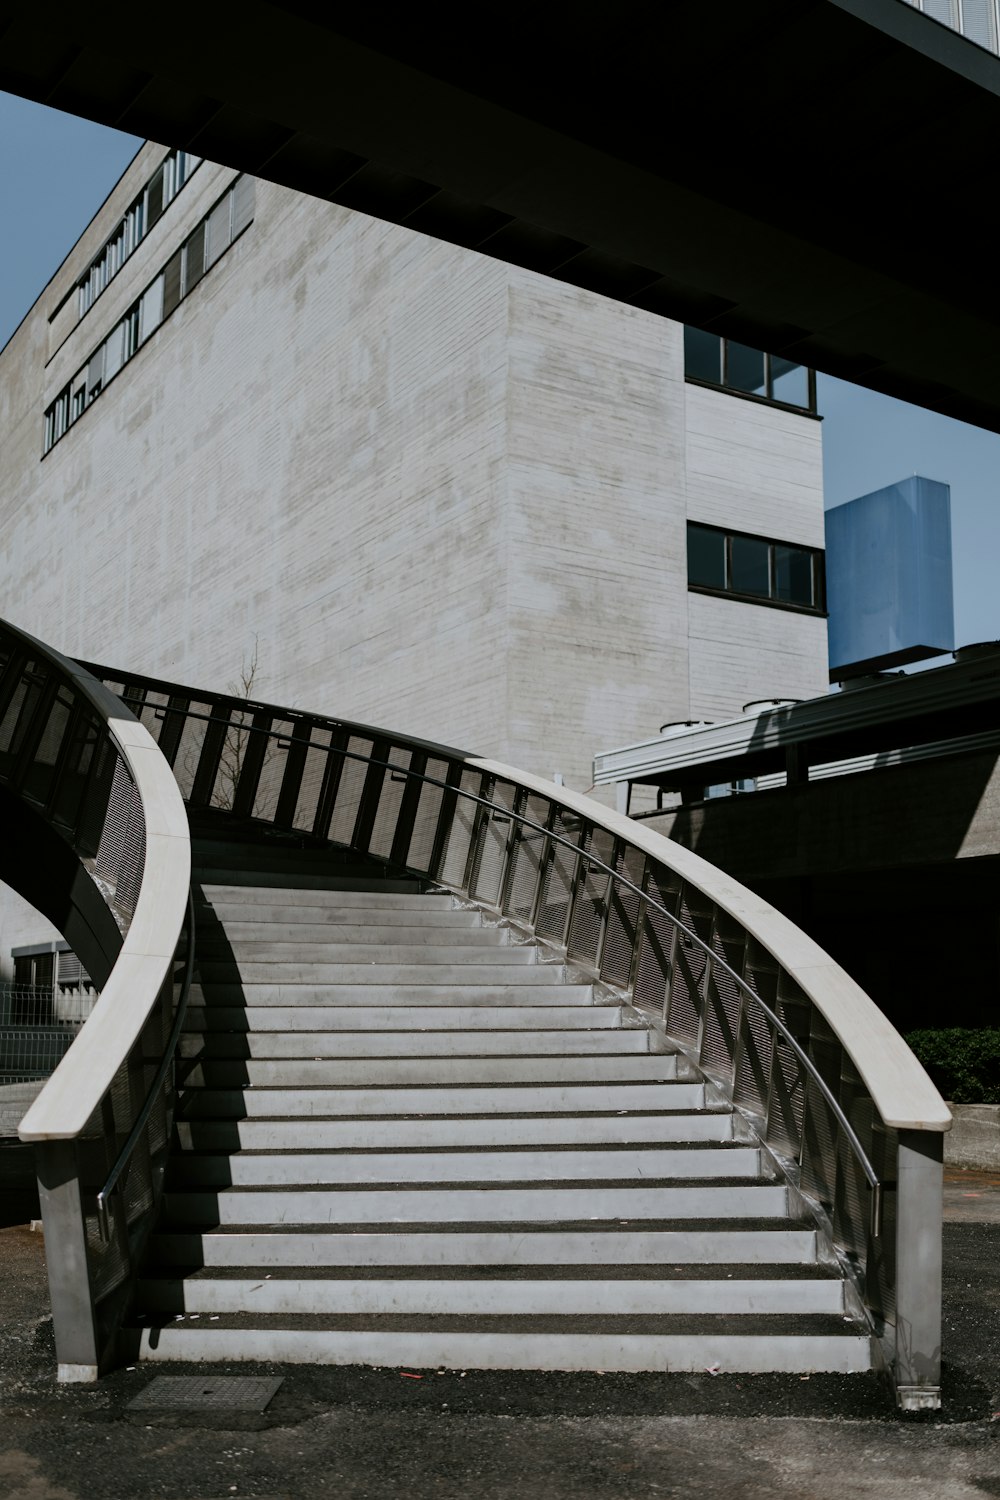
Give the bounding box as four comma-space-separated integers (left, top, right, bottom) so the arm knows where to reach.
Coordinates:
469, 757, 952, 1134
18, 714, 190, 1143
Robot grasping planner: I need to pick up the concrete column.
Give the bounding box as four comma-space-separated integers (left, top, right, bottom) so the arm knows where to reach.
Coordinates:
894, 1129, 944, 1410
35, 1141, 100, 1382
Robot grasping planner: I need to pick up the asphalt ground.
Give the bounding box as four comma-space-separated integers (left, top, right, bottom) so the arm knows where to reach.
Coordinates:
0, 1164, 997, 1500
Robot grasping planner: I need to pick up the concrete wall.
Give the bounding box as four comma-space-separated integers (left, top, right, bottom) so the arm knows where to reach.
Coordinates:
0, 148, 827, 957
684, 382, 827, 722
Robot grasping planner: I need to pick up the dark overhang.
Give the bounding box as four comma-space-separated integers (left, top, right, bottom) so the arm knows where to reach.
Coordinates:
3, 1, 1000, 429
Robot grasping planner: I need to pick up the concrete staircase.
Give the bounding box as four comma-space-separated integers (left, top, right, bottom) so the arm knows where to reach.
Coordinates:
132, 863, 872, 1373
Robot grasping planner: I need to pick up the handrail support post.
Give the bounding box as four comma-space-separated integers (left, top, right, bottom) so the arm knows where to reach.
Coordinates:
894, 1129, 943, 1411
35, 1141, 100, 1382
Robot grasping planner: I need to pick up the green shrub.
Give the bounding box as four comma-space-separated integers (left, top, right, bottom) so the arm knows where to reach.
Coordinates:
904, 1028, 1000, 1105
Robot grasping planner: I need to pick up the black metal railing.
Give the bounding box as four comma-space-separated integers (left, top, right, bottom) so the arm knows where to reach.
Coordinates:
88, 666, 927, 1328
2, 622, 191, 1379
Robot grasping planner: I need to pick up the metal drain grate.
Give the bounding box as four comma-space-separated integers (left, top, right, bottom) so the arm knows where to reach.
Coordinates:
127, 1375, 284, 1413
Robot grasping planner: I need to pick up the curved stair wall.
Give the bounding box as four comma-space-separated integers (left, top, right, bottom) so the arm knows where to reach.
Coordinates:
79, 661, 950, 1410
1, 622, 191, 1382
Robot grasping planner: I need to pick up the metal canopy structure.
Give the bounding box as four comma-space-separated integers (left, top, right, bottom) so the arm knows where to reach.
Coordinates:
1, 1, 1000, 428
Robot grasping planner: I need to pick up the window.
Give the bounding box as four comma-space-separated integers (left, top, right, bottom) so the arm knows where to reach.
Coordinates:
76, 149, 203, 318
683, 327, 817, 413
44, 177, 254, 455
687, 522, 825, 613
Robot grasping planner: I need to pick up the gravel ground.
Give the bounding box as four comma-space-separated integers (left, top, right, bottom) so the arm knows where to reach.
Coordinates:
0, 1211, 998, 1500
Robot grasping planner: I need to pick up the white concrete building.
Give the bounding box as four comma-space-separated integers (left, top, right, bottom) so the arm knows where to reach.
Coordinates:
1, 144, 826, 804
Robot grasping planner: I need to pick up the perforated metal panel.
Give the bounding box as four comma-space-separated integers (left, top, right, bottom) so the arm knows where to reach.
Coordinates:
566, 826, 613, 972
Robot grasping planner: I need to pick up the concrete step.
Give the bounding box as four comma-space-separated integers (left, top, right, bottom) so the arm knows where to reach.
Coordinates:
161, 1182, 789, 1225
192, 962, 573, 986
177, 1054, 687, 1089
200, 887, 457, 909
196, 872, 429, 891
136, 1274, 843, 1316
150, 1226, 819, 1267
178, 1081, 708, 1118
184, 983, 597, 1006
182, 1004, 623, 1032
167, 1145, 763, 1186
178, 1029, 650, 1059
173, 1112, 736, 1152
199, 924, 503, 947
197, 905, 483, 929
135, 1323, 871, 1373
196, 949, 538, 977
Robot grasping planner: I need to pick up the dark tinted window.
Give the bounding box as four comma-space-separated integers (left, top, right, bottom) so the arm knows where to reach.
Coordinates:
684, 330, 815, 412
146, 167, 164, 229
684, 327, 722, 385
774, 545, 814, 606
162, 249, 183, 318
730, 535, 770, 596
726, 342, 766, 396
687, 525, 727, 590
771, 357, 809, 408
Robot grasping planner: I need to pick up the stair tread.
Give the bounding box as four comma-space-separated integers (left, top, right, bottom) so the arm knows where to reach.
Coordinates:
130, 863, 866, 1379
131, 1311, 863, 1335
139, 1263, 837, 1282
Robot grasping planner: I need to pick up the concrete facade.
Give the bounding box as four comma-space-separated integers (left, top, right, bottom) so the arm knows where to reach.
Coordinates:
0, 144, 827, 966
1, 145, 826, 785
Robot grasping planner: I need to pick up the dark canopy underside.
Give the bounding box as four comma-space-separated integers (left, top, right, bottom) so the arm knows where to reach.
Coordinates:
3, 0, 1000, 428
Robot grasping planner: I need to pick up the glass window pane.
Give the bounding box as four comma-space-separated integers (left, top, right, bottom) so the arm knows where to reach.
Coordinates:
730, 535, 770, 596
185, 222, 206, 293
146, 167, 164, 228
205, 197, 232, 268
687, 525, 727, 590
774, 545, 814, 605
139, 277, 164, 343
962, 0, 997, 49
684, 326, 722, 384
726, 342, 767, 396
162, 249, 183, 318
771, 357, 810, 408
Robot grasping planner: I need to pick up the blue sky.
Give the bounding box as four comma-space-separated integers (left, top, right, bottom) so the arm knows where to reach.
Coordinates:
3, 89, 1000, 651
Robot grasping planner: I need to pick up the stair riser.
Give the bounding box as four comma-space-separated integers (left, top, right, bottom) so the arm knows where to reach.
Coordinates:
201, 888, 457, 909
185, 985, 597, 1006
199, 907, 482, 928
137, 1278, 843, 1316
177, 1056, 684, 1088
137, 1327, 871, 1373
200, 927, 503, 948
151, 1228, 818, 1267
194, 964, 571, 985
162, 1184, 789, 1225
179, 1082, 707, 1118
182, 1006, 622, 1032
178, 1030, 650, 1059
173, 1114, 735, 1151
168, 1146, 762, 1186
200, 944, 528, 966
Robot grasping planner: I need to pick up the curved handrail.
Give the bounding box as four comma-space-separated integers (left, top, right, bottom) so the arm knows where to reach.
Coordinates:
0, 620, 190, 1383
471, 758, 952, 1137
97, 690, 947, 1137
18, 712, 191, 1142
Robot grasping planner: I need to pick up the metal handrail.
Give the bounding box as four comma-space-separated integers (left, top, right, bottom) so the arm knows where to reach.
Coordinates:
104, 697, 883, 1231
95, 888, 196, 1242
